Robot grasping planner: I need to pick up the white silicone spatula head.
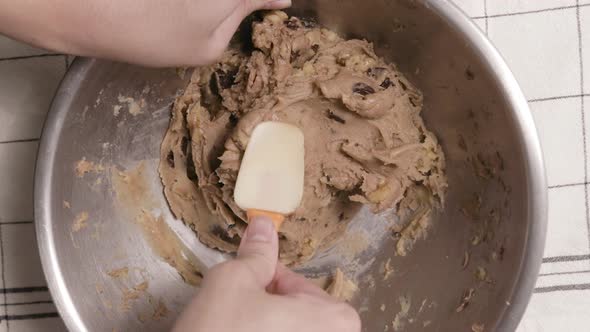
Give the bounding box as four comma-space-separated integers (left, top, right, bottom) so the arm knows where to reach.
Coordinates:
234, 121, 305, 229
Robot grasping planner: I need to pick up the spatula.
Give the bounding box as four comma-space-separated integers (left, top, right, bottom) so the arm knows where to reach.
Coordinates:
234, 121, 305, 230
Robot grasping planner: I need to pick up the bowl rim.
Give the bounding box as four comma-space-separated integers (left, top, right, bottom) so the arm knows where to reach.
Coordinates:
433, 1, 548, 330
34, 1, 548, 331
35, 57, 95, 332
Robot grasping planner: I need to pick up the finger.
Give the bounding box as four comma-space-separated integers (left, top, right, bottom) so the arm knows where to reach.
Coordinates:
209, 0, 291, 53
269, 264, 336, 300
267, 293, 361, 332
247, 0, 292, 11
236, 216, 279, 288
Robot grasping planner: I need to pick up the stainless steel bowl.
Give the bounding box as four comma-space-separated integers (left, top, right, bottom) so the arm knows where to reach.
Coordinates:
35, 0, 547, 331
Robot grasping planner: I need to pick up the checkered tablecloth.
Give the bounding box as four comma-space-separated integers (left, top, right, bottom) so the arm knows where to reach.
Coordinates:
0, 1, 589, 331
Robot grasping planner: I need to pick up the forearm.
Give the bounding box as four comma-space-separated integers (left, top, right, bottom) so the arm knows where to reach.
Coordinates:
0, 0, 290, 66
0, 0, 96, 54
0, 0, 197, 65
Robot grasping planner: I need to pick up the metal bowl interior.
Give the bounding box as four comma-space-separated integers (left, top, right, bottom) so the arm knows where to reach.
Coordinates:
35, 0, 547, 331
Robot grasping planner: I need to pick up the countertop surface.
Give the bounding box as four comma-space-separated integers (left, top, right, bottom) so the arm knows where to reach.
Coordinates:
0, 1, 589, 331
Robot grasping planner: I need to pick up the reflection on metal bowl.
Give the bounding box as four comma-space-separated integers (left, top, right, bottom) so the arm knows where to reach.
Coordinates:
35, 1, 547, 331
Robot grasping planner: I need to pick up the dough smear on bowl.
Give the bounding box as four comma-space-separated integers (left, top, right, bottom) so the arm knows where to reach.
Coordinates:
159, 11, 447, 266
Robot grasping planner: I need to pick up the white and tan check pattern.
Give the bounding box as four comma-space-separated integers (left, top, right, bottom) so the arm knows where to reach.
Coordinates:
0, 1, 589, 331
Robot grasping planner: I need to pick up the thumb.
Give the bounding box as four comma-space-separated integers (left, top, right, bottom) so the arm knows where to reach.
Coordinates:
236, 216, 279, 288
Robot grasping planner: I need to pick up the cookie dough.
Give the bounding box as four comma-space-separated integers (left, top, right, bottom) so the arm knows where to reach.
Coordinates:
160, 11, 446, 266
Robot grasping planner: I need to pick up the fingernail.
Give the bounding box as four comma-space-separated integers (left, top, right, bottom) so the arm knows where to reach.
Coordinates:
245, 217, 275, 243
263, 0, 292, 10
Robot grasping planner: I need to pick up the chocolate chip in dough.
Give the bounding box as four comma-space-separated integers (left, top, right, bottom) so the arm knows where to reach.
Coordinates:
181, 136, 189, 155
399, 80, 408, 91
352, 82, 376, 96
166, 151, 175, 168
285, 19, 299, 30
215, 68, 238, 89
465, 67, 475, 80
210, 225, 240, 245
367, 67, 387, 78
300, 17, 317, 28
229, 113, 239, 127
290, 50, 301, 63
186, 151, 198, 181
380, 77, 394, 89
326, 110, 346, 124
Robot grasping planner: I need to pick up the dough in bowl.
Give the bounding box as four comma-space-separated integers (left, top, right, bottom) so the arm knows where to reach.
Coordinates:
159, 11, 447, 266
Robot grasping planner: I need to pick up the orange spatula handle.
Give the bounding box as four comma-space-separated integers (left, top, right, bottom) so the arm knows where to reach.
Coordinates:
247, 209, 285, 230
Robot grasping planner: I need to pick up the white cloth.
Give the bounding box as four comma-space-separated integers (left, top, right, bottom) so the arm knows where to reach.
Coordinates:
452, 1, 590, 331
0, 1, 589, 330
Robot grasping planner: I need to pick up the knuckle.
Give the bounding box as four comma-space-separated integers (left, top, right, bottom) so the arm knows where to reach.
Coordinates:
207, 261, 232, 279
348, 311, 362, 332
333, 303, 362, 332
207, 261, 244, 281
206, 261, 259, 290
240, 0, 258, 13
236, 255, 271, 279
190, 35, 227, 66
198, 45, 225, 66
208, 37, 230, 62
209, 42, 227, 61
231, 260, 255, 277
244, 249, 274, 266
